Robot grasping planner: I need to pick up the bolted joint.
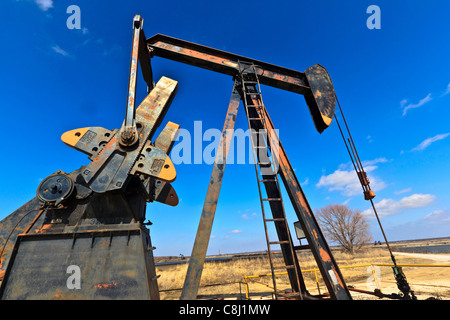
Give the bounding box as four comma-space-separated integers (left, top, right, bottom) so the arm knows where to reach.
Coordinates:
119, 127, 139, 147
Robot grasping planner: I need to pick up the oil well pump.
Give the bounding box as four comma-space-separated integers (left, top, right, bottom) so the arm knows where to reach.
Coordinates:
0, 15, 415, 300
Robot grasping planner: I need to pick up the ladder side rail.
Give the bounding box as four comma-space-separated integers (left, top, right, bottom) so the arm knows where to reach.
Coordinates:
241, 75, 306, 296
260, 107, 352, 300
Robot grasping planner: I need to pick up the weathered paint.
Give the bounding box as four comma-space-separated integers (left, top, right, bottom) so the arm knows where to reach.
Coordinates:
61, 127, 116, 159
261, 108, 352, 300
81, 77, 178, 193
147, 34, 311, 95
0, 197, 43, 281
0, 227, 158, 300
242, 81, 307, 295
304, 64, 336, 133
180, 81, 241, 300
147, 35, 336, 135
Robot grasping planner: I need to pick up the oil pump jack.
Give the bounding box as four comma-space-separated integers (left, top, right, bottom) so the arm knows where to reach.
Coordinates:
0, 15, 415, 300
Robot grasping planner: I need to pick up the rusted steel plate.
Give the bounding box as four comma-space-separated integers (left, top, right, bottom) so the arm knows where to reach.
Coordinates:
0, 227, 158, 300
152, 180, 178, 206
61, 127, 116, 159
180, 82, 241, 300
81, 77, 178, 193
0, 197, 42, 282
146, 121, 180, 206
153, 121, 180, 153
304, 64, 336, 133
135, 76, 178, 138
130, 140, 176, 183
130, 120, 180, 182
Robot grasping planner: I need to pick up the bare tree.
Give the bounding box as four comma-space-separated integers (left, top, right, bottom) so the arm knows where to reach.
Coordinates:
315, 204, 372, 254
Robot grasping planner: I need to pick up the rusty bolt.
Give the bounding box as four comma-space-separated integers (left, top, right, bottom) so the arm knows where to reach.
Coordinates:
120, 129, 136, 146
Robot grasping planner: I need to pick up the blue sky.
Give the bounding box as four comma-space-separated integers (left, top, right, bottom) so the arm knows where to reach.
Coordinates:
1, 0, 449, 256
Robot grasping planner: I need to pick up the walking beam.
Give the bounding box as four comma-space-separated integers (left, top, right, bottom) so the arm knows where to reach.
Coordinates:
146, 34, 336, 134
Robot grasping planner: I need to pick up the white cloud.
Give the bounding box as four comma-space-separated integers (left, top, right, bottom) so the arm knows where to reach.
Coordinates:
301, 177, 309, 186
383, 208, 450, 240
52, 45, 69, 57
342, 198, 351, 205
423, 209, 444, 221
317, 160, 387, 197
394, 188, 412, 195
401, 93, 432, 116
362, 193, 436, 217
241, 212, 257, 220
362, 157, 389, 166
35, 0, 53, 11
411, 133, 450, 151
442, 83, 450, 97
228, 230, 243, 234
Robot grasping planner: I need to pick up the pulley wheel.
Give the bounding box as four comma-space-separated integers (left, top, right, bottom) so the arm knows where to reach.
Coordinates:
37, 173, 74, 205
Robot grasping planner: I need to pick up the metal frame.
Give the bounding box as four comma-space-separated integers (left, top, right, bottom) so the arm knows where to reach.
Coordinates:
0, 16, 352, 300
0, 225, 159, 300
146, 34, 335, 133
145, 33, 352, 300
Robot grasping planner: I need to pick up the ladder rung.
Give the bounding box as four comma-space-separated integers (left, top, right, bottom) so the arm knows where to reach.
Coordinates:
258, 178, 277, 183
256, 162, 271, 166
264, 218, 285, 222
294, 244, 310, 251
268, 240, 289, 245
248, 117, 265, 120
262, 198, 282, 201
246, 92, 261, 95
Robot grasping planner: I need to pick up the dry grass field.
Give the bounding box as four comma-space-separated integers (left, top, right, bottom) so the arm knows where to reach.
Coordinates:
155, 238, 450, 300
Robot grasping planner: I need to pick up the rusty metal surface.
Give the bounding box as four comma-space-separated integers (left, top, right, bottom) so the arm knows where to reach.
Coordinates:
79, 77, 178, 193
144, 121, 180, 206
147, 34, 310, 95
304, 64, 336, 133
260, 108, 352, 300
0, 15, 182, 300
61, 127, 116, 159
0, 226, 158, 300
0, 165, 161, 299
147, 34, 336, 134
180, 81, 241, 300
120, 15, 147, 147
136, 18, 153, 91
0, 197, 42, 282
242, 80, 307, 296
